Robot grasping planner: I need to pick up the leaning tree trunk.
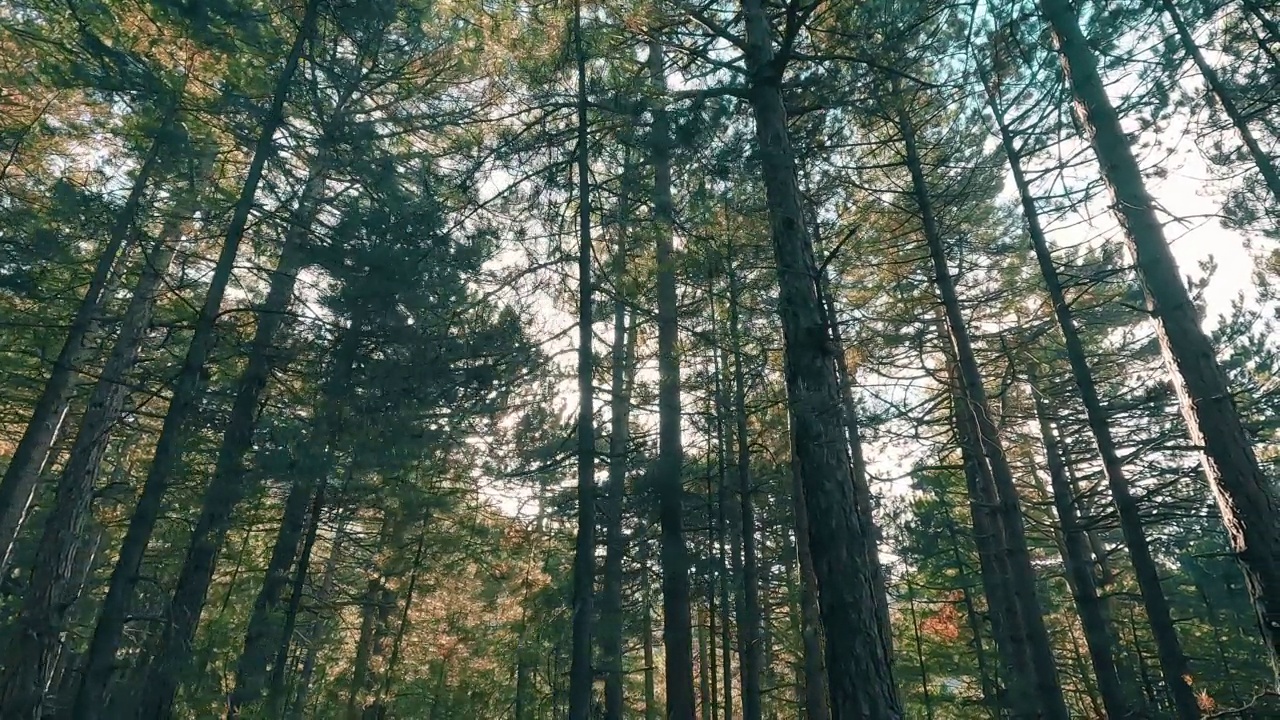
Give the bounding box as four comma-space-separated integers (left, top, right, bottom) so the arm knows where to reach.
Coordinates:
228, 317, 363, 718
0, 128, 167, 580
945, 348, 1039, 719
712, 329, 735, 720
1040, 0, 1280, 683
68, 6, 318, 715
900, 104, 1069, 720
0, 207, 183, 716
979, 60, 1202, 719
739, 0, 902, 715
137, 171, 323, 720
1028, 373, 1133, 719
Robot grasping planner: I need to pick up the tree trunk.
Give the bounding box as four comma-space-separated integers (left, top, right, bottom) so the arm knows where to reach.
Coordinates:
228, 318, 362, 717
711, 313, 735, 720
0, 124, 167, 571
900, 104, 1068, 720
0, 209, 183, 715
905, 579, 935, 720
566, 0, 597, 712
727, 255, 763, 720
813, 236, 892, 645
67, 7, 318, 715
600, 168, 638, 719
738, 0, 901, 715
945, 349, 1038, 719
647, 38, 696, 720
1040, 0, 1280, 684
641, 533, 659, 720
788, 438, 830, 720
137, 171, 323, 719
1028, 372, 1133, 719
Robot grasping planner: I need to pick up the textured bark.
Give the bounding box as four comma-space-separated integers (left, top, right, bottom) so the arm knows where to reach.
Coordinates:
0, 211, 182, 716
712, 332, 735, 720
727, 260, 763, 720
566, 0, 597, 712
228, 320, 362, 718
739, 0, 901, 715
1041, 0, 1280, 684
0, 128, 166, 575
1029, 375, 1132, 719
788, 441, 830, 720
814, 246, 892, 644
138, 176, 322, 719
68, 8, 317, 714
979, 62, 1201, 718
901, 105, 1068, 720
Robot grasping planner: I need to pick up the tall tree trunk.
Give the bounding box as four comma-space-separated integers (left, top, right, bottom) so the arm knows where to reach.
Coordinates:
727, 255, 763, 720
648, 38, 696, 720
600, 169, 638, 720
67, 7, 318, 715
0, 209, 183, 715
228, 318, 362, 718
945, 350, 1038, 719
137, 171, 324, 719
900, 105, 1068, 720
1158, 0, 1280, 205
812, 233, 892, 644
566, 0, 597, 712
0, 124, 168, 570
711, 309, 735, 720
738, 0, 901, 715
788, 438, 830, 720
1040, 0, 1280, 684
1028, 372, 1133, 719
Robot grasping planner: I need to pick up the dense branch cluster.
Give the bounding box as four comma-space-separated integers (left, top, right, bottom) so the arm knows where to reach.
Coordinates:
0, 0, 1277, 718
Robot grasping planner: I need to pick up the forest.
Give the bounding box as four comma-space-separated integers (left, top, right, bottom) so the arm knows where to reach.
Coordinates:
0, 0, 1278, 717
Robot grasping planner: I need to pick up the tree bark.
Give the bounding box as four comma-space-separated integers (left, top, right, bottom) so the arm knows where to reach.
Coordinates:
1040, 0, 1280, 684
227, 318, 362, 717
738, 0, 902, 715
727, 254, 764, 720
68, 6, 318, 714
945, 347, 1038, 719
600, 162, 638, 720
788, 437, 830, 720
